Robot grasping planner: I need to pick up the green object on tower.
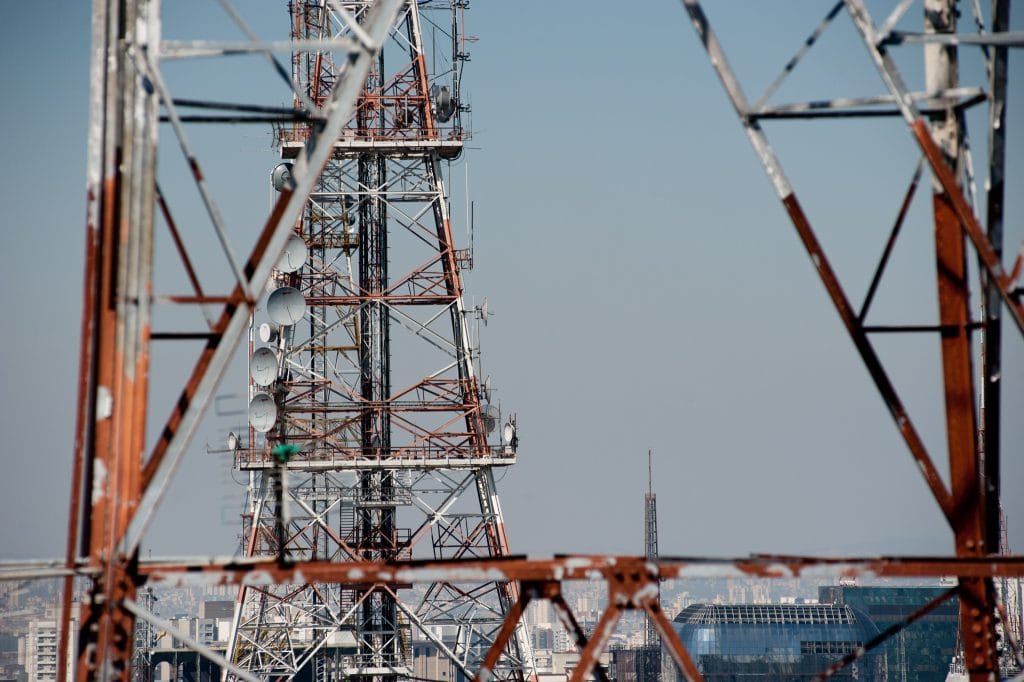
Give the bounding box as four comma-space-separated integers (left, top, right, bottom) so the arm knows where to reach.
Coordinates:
272, 443, 300, 463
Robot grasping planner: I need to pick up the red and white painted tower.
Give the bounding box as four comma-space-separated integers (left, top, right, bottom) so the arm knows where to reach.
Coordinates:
226, 3, 532, 680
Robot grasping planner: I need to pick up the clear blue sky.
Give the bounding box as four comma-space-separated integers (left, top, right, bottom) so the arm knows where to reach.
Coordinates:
0, 1, 1021, 562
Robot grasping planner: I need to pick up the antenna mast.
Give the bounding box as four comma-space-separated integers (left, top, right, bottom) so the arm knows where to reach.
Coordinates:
642, 450, 660, 681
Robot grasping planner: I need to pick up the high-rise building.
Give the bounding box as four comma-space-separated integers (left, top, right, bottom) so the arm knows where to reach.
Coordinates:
24, 620, 58, 681
818, 585, 958, 682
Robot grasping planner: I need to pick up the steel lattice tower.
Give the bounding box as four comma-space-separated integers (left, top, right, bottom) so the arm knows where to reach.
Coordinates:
226, 3, 532, 680
641, 451, 660, 682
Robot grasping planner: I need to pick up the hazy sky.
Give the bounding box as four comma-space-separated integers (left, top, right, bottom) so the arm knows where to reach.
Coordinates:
0, 1, 1021, 564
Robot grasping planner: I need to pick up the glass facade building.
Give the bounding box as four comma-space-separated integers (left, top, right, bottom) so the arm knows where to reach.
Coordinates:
672, 603, 886, 680
819, 585, 959, 681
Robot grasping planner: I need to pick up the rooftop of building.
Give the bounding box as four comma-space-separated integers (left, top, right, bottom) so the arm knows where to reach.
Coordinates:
674, 603, 858, 626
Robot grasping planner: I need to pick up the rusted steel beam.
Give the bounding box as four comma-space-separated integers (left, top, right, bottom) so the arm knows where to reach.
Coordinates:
97, 551, 1024, 681
838, 2, 1008, 675
924, 5, 999, 674
568, 561, 704, 682
70, 0, 159, 676
67, 2, 406, 679
647, 603, 703, 682
548, 590, 610, 682
681, 4, 1017, 675
780, 193, 956, 521
842, 0, 1024, 338
570, 604, 621, 682
161, 295, 233, 304
933, 186, 999, 674
136, 554, 1024, 588
911, 120, 1024, 334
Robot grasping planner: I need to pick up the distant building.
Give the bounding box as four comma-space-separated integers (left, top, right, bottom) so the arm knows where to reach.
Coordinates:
533, 625, 555, 651
411, 642, 457, 682
819, 585, 958, 682
198, 600, 233, 620
552, 627, 572, 654
610, 645, 660, 682
672, 603, 886, 680
24, 620, 58, 681
554, 650, 610, 681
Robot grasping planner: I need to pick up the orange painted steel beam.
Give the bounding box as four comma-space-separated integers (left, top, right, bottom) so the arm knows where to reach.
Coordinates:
933, 184, 999, 674
913, 120, 1024, 334
96, 552, 1024, 680
136, 554, 1024, 588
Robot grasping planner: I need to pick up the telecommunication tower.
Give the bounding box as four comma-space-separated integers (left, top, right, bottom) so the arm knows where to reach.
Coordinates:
642, 450, 660, 682
997, 509, 1024, 671
225, 2, 531, 680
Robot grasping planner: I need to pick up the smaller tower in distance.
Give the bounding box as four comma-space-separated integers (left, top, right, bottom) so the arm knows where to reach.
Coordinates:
643, 450, 661, 682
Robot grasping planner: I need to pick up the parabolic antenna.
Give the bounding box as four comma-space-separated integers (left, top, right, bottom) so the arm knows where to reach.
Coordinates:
481, 404, 499, 434
227, 431, 238, 451
267, 286, 305, 326
271, 162, 294, 192
258, 322, 277, 344
250, 347, 279, 387
503, 422, 516, 445
482, 375, 492, 403
433, 84, 455, 123
277, 235, 308, 273
248, 393, 277, 433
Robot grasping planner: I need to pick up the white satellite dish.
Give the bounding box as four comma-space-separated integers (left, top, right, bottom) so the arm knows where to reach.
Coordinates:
482, 375, 492, 403
250, 347, 279, 386
271, 163, 294, 192
248, 393, 277, 433
478, 298, 489, 326
433, 84, 455, 123
277, 235, 308, 273
227, 431, 238, 451
502, 422, 516, 445
258, 322, 277, 344
481, 404, 499, 434
267, 286, 305, 326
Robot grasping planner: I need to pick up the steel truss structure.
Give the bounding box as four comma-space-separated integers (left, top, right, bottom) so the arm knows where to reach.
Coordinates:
641, 453, 660, 682
679, 0, 1023, 679
61, 0, 408, 679
21, 1, 1022, 682
226, 2, 529, 680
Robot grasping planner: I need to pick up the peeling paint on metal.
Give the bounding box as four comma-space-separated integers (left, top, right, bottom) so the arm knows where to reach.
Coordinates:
242, 570, 275, 586
395, 568, 508, 584
96, 386, 113, 420
633, 582, 660, 604
92, 460, 107, 502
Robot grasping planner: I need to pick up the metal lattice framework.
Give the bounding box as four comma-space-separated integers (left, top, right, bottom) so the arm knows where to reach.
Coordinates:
225, 3, 530, 680
641, 452, 660, 681
58, 1, 408, 679
679, 0, 1023, 678
5, 2, 1018, 682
